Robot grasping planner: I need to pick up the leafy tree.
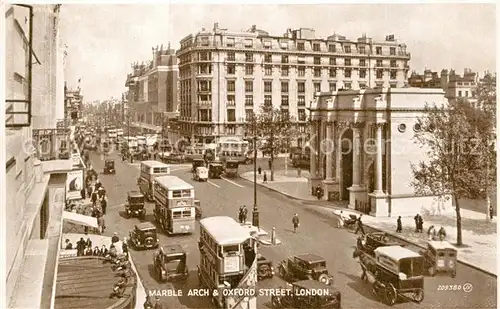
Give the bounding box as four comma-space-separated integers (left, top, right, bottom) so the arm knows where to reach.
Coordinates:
411, 83, 496, 245
249, 104, 295, 181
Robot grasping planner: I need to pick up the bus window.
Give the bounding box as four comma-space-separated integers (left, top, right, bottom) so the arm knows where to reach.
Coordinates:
153, 167, 169, 173
173, 190, 182, 198
173, 210, 182, 218
182, 210, 191, 217
181, 189, 191, 197
223, 245, 239, 254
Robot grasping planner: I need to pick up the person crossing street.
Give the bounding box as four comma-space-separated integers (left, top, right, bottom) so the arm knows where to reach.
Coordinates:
292, 214, 300, 233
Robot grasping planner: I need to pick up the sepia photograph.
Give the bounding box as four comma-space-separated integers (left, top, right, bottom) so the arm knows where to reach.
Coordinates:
2, 2, 497, 309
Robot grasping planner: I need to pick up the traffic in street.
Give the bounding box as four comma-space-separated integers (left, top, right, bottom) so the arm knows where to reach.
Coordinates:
90, 151, 496, 309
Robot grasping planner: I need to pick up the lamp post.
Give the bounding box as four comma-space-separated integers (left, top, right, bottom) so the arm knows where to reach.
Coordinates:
251, 116, 259, 229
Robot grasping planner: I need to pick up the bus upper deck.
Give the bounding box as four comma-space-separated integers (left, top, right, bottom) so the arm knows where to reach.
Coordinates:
138, 161, 171, 200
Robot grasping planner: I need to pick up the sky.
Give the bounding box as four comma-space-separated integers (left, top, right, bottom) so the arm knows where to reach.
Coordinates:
59, 3, 496, 102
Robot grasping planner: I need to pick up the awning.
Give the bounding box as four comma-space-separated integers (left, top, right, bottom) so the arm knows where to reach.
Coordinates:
62, 211, 98, 228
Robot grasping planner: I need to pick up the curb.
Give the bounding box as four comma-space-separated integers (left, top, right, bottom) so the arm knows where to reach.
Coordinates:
128, 253, 148, 309
239, 174, 497, 278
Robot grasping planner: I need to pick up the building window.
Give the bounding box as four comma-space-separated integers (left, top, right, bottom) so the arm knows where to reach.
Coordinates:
245, 81, 253, 92
245, 110, 254, 122
198, 80, 211, 92
245, 65, 254, 75
281, 66, 289, 76
297, 56, 306, 64
376, 47, 382, 55
390, 60, 397, 68
245, 53, 253, 62
313, 43, 321, 52
359, 59, 366, 67
298, 95, 305, 106
227, 110, 236, 122
281, 82, 289, 93
344, 59, 351, 66
227, 64, 236, 74
264, 54, 272, 63
281, 95, 289, 106
314, 82, 321, 92
314, 68, 321, 77
264, 95, 272, 106
281, 55, 288, 63
376, 60, 383, 67
244, 39, 253, 48
359, 46, 366, 54
458, 90, 462, 97
329, 57, 336, 65
226, 38, 235, 47
298, 67, 305, 77
390, 70, 397, 79
245, 95, 253, 106
227, 52, 235, 61
329, 82, 336, 92
264, 81, 272, 92
376, 70, 383, 79
280, 41, 288, 50
390, 47, 396, 55
344, 82, 352, 89
329, 68, 336, 78
298, 82, 305, 93
359, 83, 367, 89
360, 69, 367, 78
344, 45, 351, 53
465, 91, 469, 97
227, 80, 236, 92
328, 44, 336, 52
227, 95, 235, 106
199, 52, 211, 61
297, 42, 305, 51
345, 68, 352, 78
314, 57, 321, 65
298, 109, 306, 121
265, 65, 272, 76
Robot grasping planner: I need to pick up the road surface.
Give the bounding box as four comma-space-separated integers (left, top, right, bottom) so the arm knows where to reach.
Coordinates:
90, 152, 496, 309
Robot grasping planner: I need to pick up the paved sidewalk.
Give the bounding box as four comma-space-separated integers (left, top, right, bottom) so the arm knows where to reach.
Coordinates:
241, 169, 497, 275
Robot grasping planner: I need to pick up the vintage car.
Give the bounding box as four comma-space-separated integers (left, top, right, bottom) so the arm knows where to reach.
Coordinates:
128, 222, 159, 250
208, 162, 224, 179
359, 245, 424, 306
192, 159, 205, 172
257, 254, 274, 281
362, 232, 402, 256
153, 245, 188, 282
124, 191, 146, 219
194, 166, 208, 182
103, 159, 115, 174
277, 254, 334, 285
271, 280, 341, 309
419, 241, 457, 277
194, 200, 202, 219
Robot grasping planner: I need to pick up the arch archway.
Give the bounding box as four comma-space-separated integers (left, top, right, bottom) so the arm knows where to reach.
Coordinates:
340, 128, 353, 200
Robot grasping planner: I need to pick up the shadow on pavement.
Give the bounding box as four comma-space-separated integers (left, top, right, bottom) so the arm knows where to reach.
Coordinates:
338, 271, 378, 303
172, 270, 212, 308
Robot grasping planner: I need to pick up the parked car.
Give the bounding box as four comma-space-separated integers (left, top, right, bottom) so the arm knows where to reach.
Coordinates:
277, 254, 334, 285
271, 280, 341, 308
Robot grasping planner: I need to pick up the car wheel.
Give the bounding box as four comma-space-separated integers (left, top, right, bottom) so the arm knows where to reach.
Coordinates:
271, 296, 282, 308
413, 288, 424, 303
258, 265, 270, 278
385, 283, 397, 306
318, 274, 329, 284
278, 265, 286, 278
451, 270, 456, 278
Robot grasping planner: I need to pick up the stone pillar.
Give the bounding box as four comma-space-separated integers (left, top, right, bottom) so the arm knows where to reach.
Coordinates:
351, 125, 361, 187
374, 123, 384, 193
309, 122, 317, 177
325, 122, 333, 180
318, 121, 326, 178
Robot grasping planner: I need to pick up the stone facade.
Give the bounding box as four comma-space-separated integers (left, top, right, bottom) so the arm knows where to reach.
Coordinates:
309, 87, 452, 217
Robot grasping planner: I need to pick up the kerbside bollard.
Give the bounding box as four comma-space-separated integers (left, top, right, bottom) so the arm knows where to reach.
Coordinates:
271, 227, 276, 245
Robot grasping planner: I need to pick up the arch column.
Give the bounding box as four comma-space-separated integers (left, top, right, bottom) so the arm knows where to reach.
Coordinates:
324, 122, 334, 180
369, 122, 389, 217
309, 121, 317, 177
348, 122, 366, 210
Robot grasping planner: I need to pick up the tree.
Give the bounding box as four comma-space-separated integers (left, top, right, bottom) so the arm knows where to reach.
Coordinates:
411, 92, 496, 246
249, 104, 296, 181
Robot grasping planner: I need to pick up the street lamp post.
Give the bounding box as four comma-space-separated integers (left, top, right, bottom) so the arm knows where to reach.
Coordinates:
251, 116, 259, 229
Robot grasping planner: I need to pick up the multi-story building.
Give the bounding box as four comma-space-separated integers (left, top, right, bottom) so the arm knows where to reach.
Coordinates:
408, 68, 479, 106
124, 44, 179, 137
5, 4, 84, 309
176, 23, 411, 144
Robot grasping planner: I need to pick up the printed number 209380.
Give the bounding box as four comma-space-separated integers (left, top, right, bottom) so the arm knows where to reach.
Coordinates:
437, 285, 462, 291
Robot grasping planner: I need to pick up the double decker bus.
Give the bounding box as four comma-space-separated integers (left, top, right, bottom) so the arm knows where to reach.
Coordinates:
137, 161, 170, 201
198, 216, 258, 309
153, 175, 196, 235
217, 140, 252, 165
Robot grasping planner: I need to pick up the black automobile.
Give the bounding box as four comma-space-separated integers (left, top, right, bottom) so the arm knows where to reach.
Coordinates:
277, 254, 334, 285
124, 191, 146, 219
103, 159, 115, 174
153, 245, 189, 282
257, 254, 274, 281
128, 222, 159, 250
271, 280, 341, 309
208, 162, 224, 179
192, 159, 205, 172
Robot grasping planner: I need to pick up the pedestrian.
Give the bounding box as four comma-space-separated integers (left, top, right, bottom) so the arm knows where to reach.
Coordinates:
98, 215, 106, 234
297, 167, 301, 178
396, 216, 402, 233
154, 296, 163, 309
354, 215, 365, 235
101, 244, 108, 257
292, 213, 300, 233
489, 205, 494, 220
438, 226, 446, 241
112, 232, 120, 244
414, 214, 420, 233
427, 225, 436, 241
93, 246, 100, 256
65, 239, 73, 249
86, 237, 92, 250
238, 206, 243, 223
76, 237, 86, 256
263, 172, 268, 183
144, 294, 154, 309
268, 159, 272, 170
242, 206, 248, 223
258, 166, 262, 175
417, 215, 424, 233
101, 195, 108, 215
122, 238, 129, 257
